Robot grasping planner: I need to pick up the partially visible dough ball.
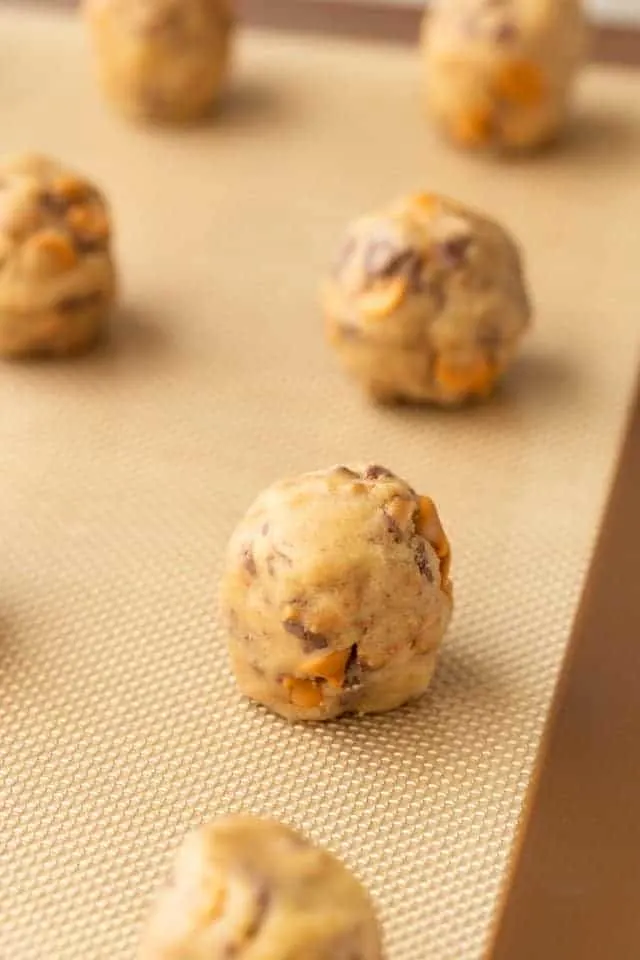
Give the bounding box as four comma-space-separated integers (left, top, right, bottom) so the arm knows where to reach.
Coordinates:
84, 0, 233, 123
220, 464, 452, 722
324, 192, 531, 405
422, 0, 588, 150
140, 817, 383, 960
0, 154, 116, 359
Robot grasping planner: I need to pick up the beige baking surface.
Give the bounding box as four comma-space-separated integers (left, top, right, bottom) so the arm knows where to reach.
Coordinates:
1, 6, 639, 960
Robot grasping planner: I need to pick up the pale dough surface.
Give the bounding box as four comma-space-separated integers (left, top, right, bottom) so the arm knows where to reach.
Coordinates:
140, 817, 383, 960
84, 0, 233, 122
324, 192, 531, 405
0, 154, 115, 359
422, 0, 588, 150
220, 465, 452, 721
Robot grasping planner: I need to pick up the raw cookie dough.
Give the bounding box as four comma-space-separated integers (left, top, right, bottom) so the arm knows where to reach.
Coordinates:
140, 817, 383, 960
324, 192, 531, 405
220, 464, 452, 721
84, 0, 233, 123
422, 0, 588, 150
0, 154, 116, 359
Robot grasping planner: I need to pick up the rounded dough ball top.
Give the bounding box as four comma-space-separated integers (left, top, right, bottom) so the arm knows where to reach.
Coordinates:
84, 0, 234, 123
324, 192, 531, 405
422, 0, 588, 151
220, 464, 453, 722
0, 154, 116, 360
139, 817, 384, 960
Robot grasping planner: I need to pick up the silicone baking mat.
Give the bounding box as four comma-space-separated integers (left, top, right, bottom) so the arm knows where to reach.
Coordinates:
1, 7, 639, 959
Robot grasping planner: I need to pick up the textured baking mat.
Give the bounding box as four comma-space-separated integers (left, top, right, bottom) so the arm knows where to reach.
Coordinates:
1, 8, 639, 960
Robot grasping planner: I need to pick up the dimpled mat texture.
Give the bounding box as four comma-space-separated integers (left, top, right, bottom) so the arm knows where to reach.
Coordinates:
1, 7, 639, 960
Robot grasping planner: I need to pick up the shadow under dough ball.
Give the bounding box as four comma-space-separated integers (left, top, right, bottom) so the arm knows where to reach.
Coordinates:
139, 817, 384, 960
421, 0, 588, 151
220, 464, 453, 721
84, 0, 234, 123
324, 192, 531, 405
0, 154, 116, 360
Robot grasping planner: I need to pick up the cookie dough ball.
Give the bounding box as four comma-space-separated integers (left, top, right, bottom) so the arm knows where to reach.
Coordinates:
220, 464, 452, 721
84, 0, 233, 123
140, 817, 383, 960
324, 192, 531, 405
0, 154, 116, 359
422, 0, 588, 150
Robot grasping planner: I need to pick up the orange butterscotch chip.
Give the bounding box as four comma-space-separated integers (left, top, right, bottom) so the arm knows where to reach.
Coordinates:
301, 648, 351, 688
451, 106, 493, 146
494, 60, 546, 106
412, 193, 439, 213
416, 496, 452, 594
416, 497, 446, 554
28, 230, 78, 270
358, 276, 407, 319
281, 677, 324, 709
433, 354, 496, 397
66, 204, 110, 239
438, 552, 452, 596
50, 175, 89, 203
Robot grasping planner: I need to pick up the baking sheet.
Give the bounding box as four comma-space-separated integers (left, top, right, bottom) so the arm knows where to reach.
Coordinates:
1, 7, 639, 960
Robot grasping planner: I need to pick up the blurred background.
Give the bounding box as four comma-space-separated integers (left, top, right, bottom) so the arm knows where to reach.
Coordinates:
315, 0, 640, 24
51, 0, 640, 25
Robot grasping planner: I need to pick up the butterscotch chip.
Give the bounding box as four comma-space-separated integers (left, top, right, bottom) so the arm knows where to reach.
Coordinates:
323, 192, 531, 406
358, 276, 408, 319
0, 153, 116, 360
282, 676, 324, 708
220, 464, 453, 722
300, 648, 352, 687
50, 175, 90, 203
66, 204, 110, 240
84, 0, 234, 124
494, 59, 546, 106
433, 354, 496, 398
413, 192, 439, 213
25, 230, 78, 273
421, 0, 588, 151
416, 496, 452, 594
139, 817, 383, 960
451, 104, 494, 146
